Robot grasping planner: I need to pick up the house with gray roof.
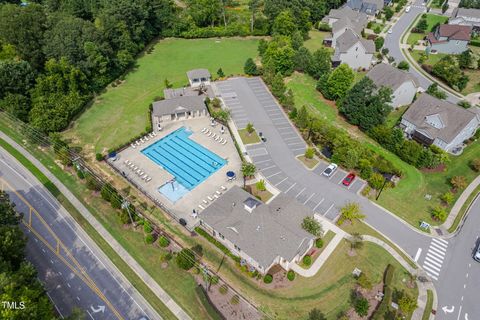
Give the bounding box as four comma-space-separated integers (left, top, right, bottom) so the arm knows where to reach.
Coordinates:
152, 95, 207, 123
367, 63, 420, 109
450, 8, 480, 31
346, 0, 384, 15
400, 94, 480, 152
322, 7, 368, 48
186, 69, 211, 88
426, 24, 472, 54
199, 186, 315, 274
332, 29, 375, 70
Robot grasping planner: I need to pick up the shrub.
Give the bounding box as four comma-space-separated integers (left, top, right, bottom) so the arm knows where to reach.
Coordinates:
440, 191, 454, 205
303, 255, 312, 266
305, 147, 315, 159
76, 169, 85, 179
357, 273, 372, 289
338, 202, 365, 225
451, 175, 467, 190
315, 238, 324, 248
246, 122, 254, 134
471, 158, 480, 172
256, 179, 266, 191
368, 172, 385, 190
230, 295, 240, 305
384, 264, 395, 286
374, 26, 382, 34
159, 252, 173, 262
95, 153, 104, 161
219, 284, 229, 294
287, 270, 296, 281
354, 297, 369, 317
176, 248, 196, 270
399, 294, 417, 314
100, 183, 114, 202
317, 22, 332, 31
431, 205, 447, 222
143, 220, 153, 233
158, 235, 170, 248
397, 61, 409, 70
145, 234, 154, 244
263, 274, 273, 284
302, 216, 323, 236
210, 275, 219, 285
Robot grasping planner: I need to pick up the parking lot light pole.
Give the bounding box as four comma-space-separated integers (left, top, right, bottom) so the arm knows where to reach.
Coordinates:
375, 177, 389, 201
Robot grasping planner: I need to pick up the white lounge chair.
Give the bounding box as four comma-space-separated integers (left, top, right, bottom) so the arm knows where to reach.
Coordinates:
213, 194, 219, 199
131, 144, 136, 149
144, 136, 149, 141
221, 185, 227, 191
218, 138, 224, 143
201, 128, 206, 133
149, 133, 154, 138
140, 138, 145, 143
207, 196, 214, 201
198, 204, 205, 210
221, 140, 227, 145
138, 171, 144, 176
124, 160, 129, 165
152, 131, 157, 136
215, 136, 220, 141
215, 191, 221, 195
146, 177, 152, 182
207, 132, 213, 137
202, 199, 208, 205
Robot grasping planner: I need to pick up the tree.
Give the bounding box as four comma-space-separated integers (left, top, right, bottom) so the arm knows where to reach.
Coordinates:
338, 202, 365, 225
294, 46, 313, 72
0, 93, 31, 122
272, 10, 297, 36
262, 37, 295, 75
458, 50, 473, 69
304, 147, 315, 159
324, 64, 355, 100
295, 105, 309, 129
246, 122, 254, 134
308, 48, 331, 79
308, 308, 326, 320
0, 60, 36, 99
426, 83, 447, 100
374, 37, 384, 51
399, 295, 418, 314
450, 175, 467, 190
217, 67, 225, 78
432, 55, 469, 91
416, 16, 428, 32
440, 191, 454, 205
248, 0, 262, 33
431, 205, 447, 221
301, 216, 323, 236
271, 73, 286, 98
244, 57, 259, 75
339, 77, 392, 131
186, 0, 223, 27
176, 248, 196, 270
384, 6, 394, 20
354, 297, 369, 317
241, 162, 256, 187
397, 61, 409, 70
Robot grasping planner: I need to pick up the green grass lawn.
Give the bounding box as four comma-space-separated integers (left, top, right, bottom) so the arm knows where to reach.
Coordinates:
422, 290, 434, 320
410, 50, 448, 65
407, 14, 448, 45
461, 69, 480, 95
238, 128, 261, 145
386, 105, 408, 127
304, 30, 332, 53
64, 37, 261, 154
217, 240, 417, 319
407, 33, 426, 46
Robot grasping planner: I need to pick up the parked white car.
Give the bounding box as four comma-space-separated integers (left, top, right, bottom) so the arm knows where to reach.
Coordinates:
322, 163, 338, 177
405, 5, 411, 12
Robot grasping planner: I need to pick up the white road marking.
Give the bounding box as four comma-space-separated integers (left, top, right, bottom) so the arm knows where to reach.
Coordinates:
284, 137, 300, 141
304, 193, 315, 204
423, 265, 440, 277
255, 159, 271, 164
284, 182, 297, 193
457, 305, 463, 320
429, 245, 447, 257
275, 177, 288, 186
266, 171, 282, 179
424, 256, 442, 268
287, 142, 305, 146
260, 165, 276, 171
414, 248, 422, 262
433, 237, 448, 245
46, 292, 64, 318
291, 147, 306, 152
423, 260, 441, 272
295, 187, 306, 198
313, 199, 325, 212
430, 241, 447, 251
323, 203, 335, 216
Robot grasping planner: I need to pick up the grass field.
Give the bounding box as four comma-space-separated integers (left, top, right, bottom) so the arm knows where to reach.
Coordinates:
410, 50, 448, 65
304, 30, 332, 53
407, 14, 448, 45
65, 37, 261, 154
216, 240, 417, 319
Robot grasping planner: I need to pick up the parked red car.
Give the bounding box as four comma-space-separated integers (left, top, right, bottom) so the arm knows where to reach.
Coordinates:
342, 173, 356, 186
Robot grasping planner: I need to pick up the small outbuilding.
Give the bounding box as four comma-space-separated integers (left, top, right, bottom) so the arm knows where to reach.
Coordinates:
186, 69, 211, 88
152, 95, 207, 124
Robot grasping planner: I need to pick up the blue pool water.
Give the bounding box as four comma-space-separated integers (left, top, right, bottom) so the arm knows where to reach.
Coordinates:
158, 180, 189, 203
142, 127, 226, 198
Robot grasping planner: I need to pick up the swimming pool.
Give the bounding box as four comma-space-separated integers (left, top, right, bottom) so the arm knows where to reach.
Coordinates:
142, 127, 226, 193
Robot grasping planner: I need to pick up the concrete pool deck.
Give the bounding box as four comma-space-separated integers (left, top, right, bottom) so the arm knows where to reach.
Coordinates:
109, 117, 242, 229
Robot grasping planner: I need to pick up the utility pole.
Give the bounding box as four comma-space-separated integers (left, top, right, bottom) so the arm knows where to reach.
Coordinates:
121, 199, 135, 225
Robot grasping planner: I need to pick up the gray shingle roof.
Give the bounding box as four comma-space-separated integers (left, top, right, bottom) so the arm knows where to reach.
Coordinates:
335, 29, 375, 54
323, 6, 365, 22
186, 69, 211, 80
152, 95, 206, 117
454, 8, 480, 19
332, 14, 368, 34
402, 93, 479, 143
367, 63, 419, 91
200, 186, 314, 269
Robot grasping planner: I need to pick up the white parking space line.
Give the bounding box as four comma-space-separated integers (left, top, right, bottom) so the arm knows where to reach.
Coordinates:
313, 199, 325, 212
266, 171, 282, 179
275, 177, 288, 186
288, 142, 305, 146
323, 203, 335, 216
295, 187, 306, 198
280, 132, 296, 136
260, 165, 276, 171
270, 116, 285, 120
277, 127, 292, 131
249, 148, 268, 157
328, 170, 339, 180
291, 147, 305, 151
284, 182, 297, 193
255, 159, 272, 164
304, 193, 315, 204
284, 137, 300, 141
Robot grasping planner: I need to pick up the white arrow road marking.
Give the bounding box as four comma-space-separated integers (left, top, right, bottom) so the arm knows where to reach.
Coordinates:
90, 305, 106, 313
442, 305, 455, 314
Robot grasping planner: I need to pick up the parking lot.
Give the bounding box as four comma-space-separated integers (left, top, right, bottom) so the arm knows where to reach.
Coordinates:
216, 77, 366, 221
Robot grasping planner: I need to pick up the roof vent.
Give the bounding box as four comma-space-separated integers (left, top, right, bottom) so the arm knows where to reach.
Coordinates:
243, 197, 261, 213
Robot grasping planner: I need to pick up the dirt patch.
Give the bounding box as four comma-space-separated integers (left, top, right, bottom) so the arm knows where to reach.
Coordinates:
346, 283, 383, 319
421, 164, 446, 173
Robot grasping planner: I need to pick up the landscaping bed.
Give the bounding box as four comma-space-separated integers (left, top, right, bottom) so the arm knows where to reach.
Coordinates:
297, 154, 319, 169
238, 128, 261, 145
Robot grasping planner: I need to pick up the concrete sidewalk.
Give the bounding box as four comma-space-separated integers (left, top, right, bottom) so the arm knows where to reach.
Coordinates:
0, 132, 192, 320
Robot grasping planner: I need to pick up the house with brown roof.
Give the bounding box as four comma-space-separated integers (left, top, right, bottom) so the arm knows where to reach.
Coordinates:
400, 94, 480, 152
426, 24, 472, 54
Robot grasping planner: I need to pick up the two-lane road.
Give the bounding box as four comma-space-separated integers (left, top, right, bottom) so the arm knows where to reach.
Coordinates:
0, 148, 160, 320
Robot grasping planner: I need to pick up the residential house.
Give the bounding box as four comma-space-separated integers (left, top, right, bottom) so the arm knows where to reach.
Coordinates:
152, 95, 207, 123
186, 69, 211, 88
400, 94, 480, 152
449, 8, 480, 31
322, 7, 368, 48
366, 63, 420, 109
199, 186, 315, 274
426, 24, 472, 54
332, 29, 375, 69
346, 0, 385, 16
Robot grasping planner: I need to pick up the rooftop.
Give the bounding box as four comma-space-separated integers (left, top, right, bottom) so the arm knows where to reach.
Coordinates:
453, 7, 480, 19
200, 186, 314, 269
427, 24, 472, 43
333, 29, 375, 60
402, 93, 480, 143
186, 69, 211, 80
366, 63, 419, 91
152, 95, 206, 117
